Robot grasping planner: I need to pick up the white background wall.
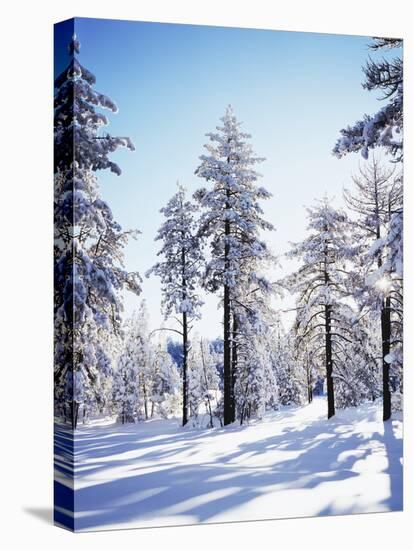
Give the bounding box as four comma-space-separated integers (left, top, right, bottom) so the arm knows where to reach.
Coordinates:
0, 0, 411, 548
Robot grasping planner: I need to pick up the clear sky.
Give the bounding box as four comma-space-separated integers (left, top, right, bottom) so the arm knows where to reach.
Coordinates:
55, 17, 396, 338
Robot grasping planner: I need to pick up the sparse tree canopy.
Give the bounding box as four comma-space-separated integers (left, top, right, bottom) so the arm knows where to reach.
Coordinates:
147, 184, 203, 425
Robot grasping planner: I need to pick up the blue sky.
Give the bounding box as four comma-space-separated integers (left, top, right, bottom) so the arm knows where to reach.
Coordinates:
55, 18, 396, 338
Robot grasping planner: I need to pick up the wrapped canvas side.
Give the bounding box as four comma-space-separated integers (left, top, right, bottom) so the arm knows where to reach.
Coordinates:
53, 18, 137, 530
54, 18, 76, 531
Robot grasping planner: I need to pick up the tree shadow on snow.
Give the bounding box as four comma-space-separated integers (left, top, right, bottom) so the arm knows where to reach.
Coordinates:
53, 408, 403, 530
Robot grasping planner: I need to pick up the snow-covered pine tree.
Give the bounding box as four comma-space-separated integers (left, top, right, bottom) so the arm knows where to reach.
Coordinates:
113, 302, 154, 422
150, 337, 181, 418
93, 329, 123, 420
54, 35, 140, 428
285, 198, 354, 418
272, 325, 304, 406
301, 348, 317, 404
287, 316, 321, 406
195, 105, 274, 425
147, 184, 203, 425
235, 317, 279, 424
344, 157, 403, 419
230, 280, 279, 423
333, 37, 403, 419
383, 209, 403, 401
112, 345, 140, 424
333, 37, 403, 162
187, 340, 203, 424
187, 337, 220, 427
199, 339, 221, 427
133, 301, 154, 420
332, 315, 381, 408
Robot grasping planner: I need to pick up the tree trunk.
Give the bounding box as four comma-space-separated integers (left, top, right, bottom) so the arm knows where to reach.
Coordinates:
307, 377, 313, 404
306, 361, 312, 403
223, 185, 232, 426
142, 382, 148, 420
375, 209, 392, 421
223, 283, 232, 426
323, 227, 335, 419
74, 402, 78, 429
70, 400, 79, 430
240, 380, 249, 426
182, 310, 189, 426
381, 296, 392, 420
230, 313, 238, 423
325, 303, 335, 418
200, 339, 214, 428
181, 235, 189, 427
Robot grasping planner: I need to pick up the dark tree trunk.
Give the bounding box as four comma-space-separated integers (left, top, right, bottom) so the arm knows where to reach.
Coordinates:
381, 296, 392, 421
223, 283, 232, 426
181, 236, 189, 427
239, 380, 249, 426
223, 185, 232, 426
182, 310, 189, 426
325, 303, 335, 419
230, 313, 238, 423
375, 210, 392, 421
377, 235, 392, 421
323, 227, 335, 419
306, 361, 313, 404
142, 381, 148, 420
325, 303, 335, 418
70, 400, 79, 430
307, 380, 313, 404
323, 251, 334, 418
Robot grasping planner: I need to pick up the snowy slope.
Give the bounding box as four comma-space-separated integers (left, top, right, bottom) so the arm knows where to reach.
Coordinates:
54, 397, 403, 531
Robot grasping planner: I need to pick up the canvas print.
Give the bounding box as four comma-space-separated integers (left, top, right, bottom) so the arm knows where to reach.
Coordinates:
54, 18, 403, 532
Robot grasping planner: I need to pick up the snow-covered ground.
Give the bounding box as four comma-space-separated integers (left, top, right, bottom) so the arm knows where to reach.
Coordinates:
54, 397, 403, 531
